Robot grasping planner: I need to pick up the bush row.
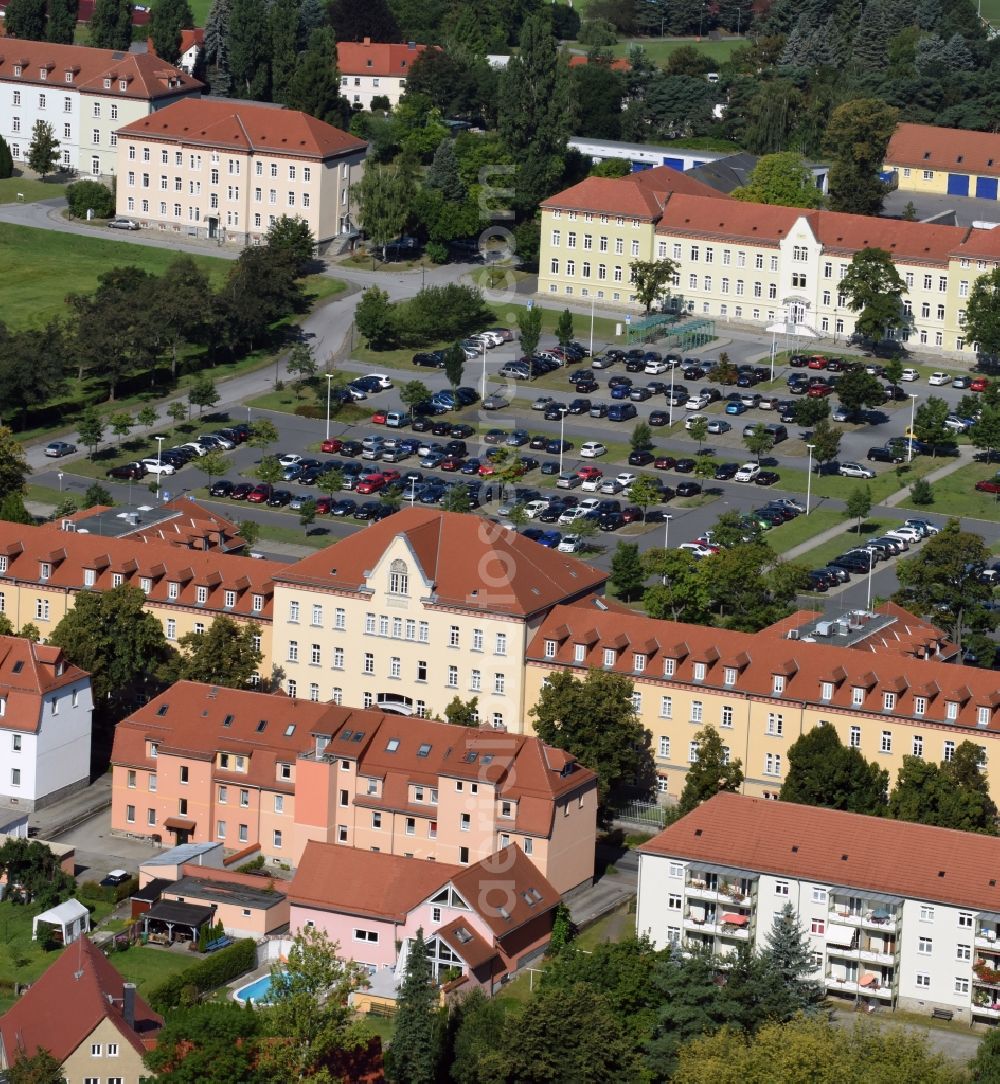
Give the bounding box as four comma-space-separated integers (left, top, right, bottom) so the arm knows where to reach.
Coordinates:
148, 937, 256, 1012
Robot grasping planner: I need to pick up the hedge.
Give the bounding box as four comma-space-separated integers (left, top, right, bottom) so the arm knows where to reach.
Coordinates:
148, 937, 256, 1011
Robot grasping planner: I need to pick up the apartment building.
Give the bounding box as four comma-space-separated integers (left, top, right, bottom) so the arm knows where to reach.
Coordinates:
0, 635, 92, 810
638, 791, 1000, 1021
0, 40, 200, 178
336, 38, 428, 109
114, 98, 366, 248
291, 842, 558, 994
537, 168, 1000, 355
271, 507, 607, 729
538, 167, 727, 307
0, 521, 281, 676
0, 937, 161, 1081
110, 681, 598, 894
522, 598, 1000, 805
885, 122, 1000, 201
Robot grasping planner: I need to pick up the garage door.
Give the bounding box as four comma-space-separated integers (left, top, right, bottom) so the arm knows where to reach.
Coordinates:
948, 173, 970, 196
662, 157, 684, 171
631, 161, 652, 171
976, 177, 999, 200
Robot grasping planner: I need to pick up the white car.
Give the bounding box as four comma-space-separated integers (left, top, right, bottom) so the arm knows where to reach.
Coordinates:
734, 462, 760, 482
686, 395, 711, 410
364, 373, 393, 390
928, 371, 952, 386
523, 499, 550, 519
678, 542, 715, 558
615, 472, 636, 488
557, 534, 580, 553
887, 527, 923, 543
141, 458, 175, 475
706, 419, 731, 435
645, 360, 669, 374
180, 442, 208, 457
838, 462, 876, 479
579, 441, 607, 458
599, 479, 623, 494
685, 413, 709, 429
278, 453, 303, 467
900, 368, 919, 381
580, 475, 603, 492
904, 518, 939, 536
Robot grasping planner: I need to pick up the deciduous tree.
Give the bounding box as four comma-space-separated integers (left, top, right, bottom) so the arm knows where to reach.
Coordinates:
839, 247, 907, 343
845, 485, 872, 533
678, 726, 744, 815
143, 1002, 262, 1083
913, 394, 952, 451
283, 28, 346, 126
733, 151, 824, 208
354, 286, 395, 349
779, 725, 888, 815
149, 0, 194, 64
443, 695, 479, 727
77, 407, 105, 459
964, 266, 1000, 357
888, 741, 999, 834
352, 162, 412, 262
630, 258, 678, 314
824, 98, 899, 215
517, 306, 542, 357
609, 541, 645, 601
228, 0, 271, 99
4, 0, 47, 40
89, 0, 133, 50
529, 668, 655, 820
0, 427, 30, 497
743, 423, 774, 463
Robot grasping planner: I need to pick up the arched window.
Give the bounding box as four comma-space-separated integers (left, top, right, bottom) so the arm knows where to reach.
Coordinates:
388, 559, 408, 596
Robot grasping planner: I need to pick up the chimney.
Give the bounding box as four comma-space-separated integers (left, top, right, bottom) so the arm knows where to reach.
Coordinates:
363, 36, 371, 45
122, 982, 136, 1029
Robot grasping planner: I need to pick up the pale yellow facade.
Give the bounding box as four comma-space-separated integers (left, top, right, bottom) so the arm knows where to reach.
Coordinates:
58, 1015, 147, 1084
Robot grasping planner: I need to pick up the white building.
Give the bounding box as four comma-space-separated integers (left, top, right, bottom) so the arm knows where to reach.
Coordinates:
0, 636, 93, 810
0, 40, 201, 178
336, 39, 428, 110
637, 792, 1000, 1023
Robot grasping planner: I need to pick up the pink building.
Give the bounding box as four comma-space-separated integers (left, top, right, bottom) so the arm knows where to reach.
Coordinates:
290, 841, 558, 994
111, 682, 597, 896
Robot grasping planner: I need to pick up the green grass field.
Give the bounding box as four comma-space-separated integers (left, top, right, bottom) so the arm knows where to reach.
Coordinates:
0, 222, 230, 329
897, 459, 1000, 520
979, 0, 1000, 22
792, 518, 905, 571
767, 507, 845, 556
0, 175, 75, 205
575, 36, 746, 66
107, 944, 198, 993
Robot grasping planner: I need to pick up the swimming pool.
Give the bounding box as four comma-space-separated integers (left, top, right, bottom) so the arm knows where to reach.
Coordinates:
234, 970, 285, 1005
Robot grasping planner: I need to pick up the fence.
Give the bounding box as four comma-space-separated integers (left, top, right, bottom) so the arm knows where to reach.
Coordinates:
614, 800, 672, 829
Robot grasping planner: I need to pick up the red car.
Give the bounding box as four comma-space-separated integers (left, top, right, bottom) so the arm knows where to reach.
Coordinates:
479, 461, 525, 478
807, 356, 828, 369
246, 483, 273, 503
972, 377, 991, 393
975, 478, 1000, 494
371, 410, 388, 425
315, 497, 333, 514
807, 383, 834, 398
577, 466, 602, 482
356, 474, 387, 494
231, 482, 255, 500
380, 469, 401, 484
654, 456, 677, 471
321, 438, 343, 453
439, 456, 464, 472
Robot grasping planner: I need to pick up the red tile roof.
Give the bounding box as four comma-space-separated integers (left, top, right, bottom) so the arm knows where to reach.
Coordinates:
886, 122, 1000, 177
58, 496, 247, 552
527, 602, 1000, 732
0, 636, 87, 734
276, 508, 607, 618
0, 39, 200, 98
336, 39, 427, 77
541, 166, 728, 218
0, 936, 161, 1065
0, 521, 280, 622
641, 791, 1000, 913
567, 54, 631, 71
449, 844, 559, 938
117, 98, 367, 159
146, 28, 204, 58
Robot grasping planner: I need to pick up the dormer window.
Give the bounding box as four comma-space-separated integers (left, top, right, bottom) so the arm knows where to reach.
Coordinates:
388, 559, 408, 596
0, 557, 7, 573
663, 658, 676, 677
148, 741, 158, 758
39, 562, 50, 581
883, 692, 896, 710
914, 696, 926, 715
140, 577, 152, 593
602, 648, 615, 667
978, 706, 990, 727
544, 639, 556, 659
633, 653, 646, 672
104, 77, 112, 88
168, 582, 179, 600
851, 686, 863, 707
224, 589, 236, 608
119, 79, 128, 91
13, 66, 22, 77
574, 643, 585, 662
692, 662, 706, 681
252, 593, 263, 612
39, 68, 48, 80
820, 681, 833, 701
772, 674, 785, 694
65, 71, 73, 82
111, 573, 123, 587
723, 667, 737, 686
946, 701, 958, 721
196, 585, 208, 604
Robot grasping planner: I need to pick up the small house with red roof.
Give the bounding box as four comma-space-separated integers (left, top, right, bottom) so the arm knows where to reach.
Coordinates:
0, 936, 161, 1080
336, 38, 429, 109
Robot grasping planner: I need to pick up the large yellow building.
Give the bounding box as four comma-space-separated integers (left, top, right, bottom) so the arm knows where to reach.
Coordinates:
538, 166, 1000, 356
115, 98, 366, 249
523, 598, 1000, 806
885, 122, 1000, 201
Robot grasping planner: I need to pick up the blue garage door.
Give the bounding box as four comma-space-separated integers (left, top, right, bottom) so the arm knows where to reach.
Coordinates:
976, 177, 999, 200
662, 157, 685, 171
948, 173, 970, 196
631, 161, 653, 172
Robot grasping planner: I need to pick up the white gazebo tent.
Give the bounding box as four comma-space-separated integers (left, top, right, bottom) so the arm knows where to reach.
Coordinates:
32, 898, 91, 945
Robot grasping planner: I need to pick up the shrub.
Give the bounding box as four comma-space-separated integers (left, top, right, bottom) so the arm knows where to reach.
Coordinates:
66, 179, 115, 219
237, 855, 265, 873
294, 404, 323, 418
425, 241, 449, 264
148, 938, 256, 1011
79, 880, 104, 901
909, 477, 934, 505
393, 284, 491, 347
578, 17, 617, 45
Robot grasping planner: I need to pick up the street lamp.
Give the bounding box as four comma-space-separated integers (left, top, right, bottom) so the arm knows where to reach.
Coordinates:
325, 373, 335, 441
769, 328, 777, 381
559, 409, 567, 476
58, 471, 64, 492
908, 393, 919, 463
481, 340, 488, 403
662, 514, 673, 584
246, 405, 251, 425
155, 436, 164, 501
806, 443, 815, 515
589, 296, 596, 358
668, 359, 676, 426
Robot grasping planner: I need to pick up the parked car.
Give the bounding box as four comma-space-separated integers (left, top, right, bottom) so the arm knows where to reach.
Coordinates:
141, 458, 175, 475
106, 462, 146, 480
246, 483, 273, 503
580, 441, 607, 458
734, 463, 760, 483
44, 441, 76, 457
838, 462, 876, 479
483, 393, 509, 410
209, 479, 234, 497
675, 481, 702, 497
107, 217, 140, 230
714, 462, 739, 480
928, 371, 952, 386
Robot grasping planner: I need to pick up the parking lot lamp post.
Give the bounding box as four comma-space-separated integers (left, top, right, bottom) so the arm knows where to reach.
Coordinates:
589, 296, 596, 358
770, 328, 777, 381
866, 549, 875, 610
662, 514, 673, 583
481, 340, 488, 402
155, 436, 164, 501
325, 373, 334, 441
668, 360, 676, 425
559, 410, 566, 475
58, 471, 64, 492
908, 393, 918, 463
806, 443, 815, 515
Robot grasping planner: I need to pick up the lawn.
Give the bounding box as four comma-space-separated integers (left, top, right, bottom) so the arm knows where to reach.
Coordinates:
791, 518, 905, 571
979, 0, 1000, 22
0, 175, 76, 205
896, 459, 1000, 521
108, 944, 198, 994
775, 456, 938, 504
565, 36, 746, 67
768, 507, 845, 555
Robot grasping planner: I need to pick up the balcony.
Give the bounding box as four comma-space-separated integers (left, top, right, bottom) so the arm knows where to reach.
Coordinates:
828, 904, 901, 931
973, 961, 1000, 990
976, 925, 1000, 952
686, 874, 755, 908
825, 972, 894, 999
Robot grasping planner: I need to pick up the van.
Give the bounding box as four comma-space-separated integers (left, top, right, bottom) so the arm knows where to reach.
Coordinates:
385, 411, 411, 428
608, 403, 638, 422
742, 422, 788, 443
